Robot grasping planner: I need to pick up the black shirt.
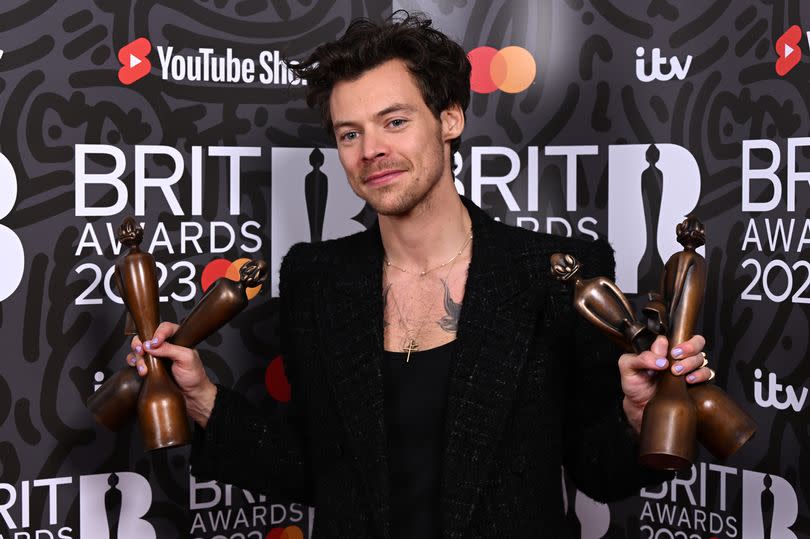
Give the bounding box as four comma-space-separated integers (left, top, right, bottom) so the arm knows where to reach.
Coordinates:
382, 340, 456, 539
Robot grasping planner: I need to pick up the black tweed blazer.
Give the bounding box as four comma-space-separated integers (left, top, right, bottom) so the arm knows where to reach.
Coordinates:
191, 196, 666, 538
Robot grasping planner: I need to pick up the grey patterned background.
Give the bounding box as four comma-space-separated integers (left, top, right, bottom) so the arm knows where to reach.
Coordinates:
0, 0, 807, 537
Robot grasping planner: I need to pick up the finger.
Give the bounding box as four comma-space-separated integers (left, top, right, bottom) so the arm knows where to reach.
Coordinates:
686, 367, 715, 384
671, 351, 706, 376
146, 321, 180, 350
125, 353, 137, 367
618, 349, 669, 375
670, 334, 706, 360
141, 340, 196, 368
136, 358, 148, 377
131, 336, 143, 355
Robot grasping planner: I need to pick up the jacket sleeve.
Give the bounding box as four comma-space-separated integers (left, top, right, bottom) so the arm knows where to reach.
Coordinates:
561, 238, 672, 501
189, 243, 313, 502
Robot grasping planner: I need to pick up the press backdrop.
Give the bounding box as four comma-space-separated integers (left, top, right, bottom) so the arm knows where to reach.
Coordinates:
0, 1, 807, 537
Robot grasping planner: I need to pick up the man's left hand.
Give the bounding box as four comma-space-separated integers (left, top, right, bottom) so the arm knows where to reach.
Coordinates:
618, 335, 711, 432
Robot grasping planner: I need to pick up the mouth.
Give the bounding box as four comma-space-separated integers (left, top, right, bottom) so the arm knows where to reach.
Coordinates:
364, 169, 405, 186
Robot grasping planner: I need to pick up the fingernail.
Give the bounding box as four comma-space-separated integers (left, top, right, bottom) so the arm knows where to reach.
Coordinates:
151, 338, 158, 345
687, 374, 696, 382
137, 364, 146, 375
655, 358, 668, 368
144, 341, 151, 350
135, 345, 142, 354
674, 364, 684, 373
672, 347, 683, 358
127, 355, 135, 366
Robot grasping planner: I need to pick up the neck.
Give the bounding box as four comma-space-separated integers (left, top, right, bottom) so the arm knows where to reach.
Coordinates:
378, 181, 470, 273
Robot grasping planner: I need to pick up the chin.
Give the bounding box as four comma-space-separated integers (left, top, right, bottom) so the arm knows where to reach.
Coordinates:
367, 190, 426, 217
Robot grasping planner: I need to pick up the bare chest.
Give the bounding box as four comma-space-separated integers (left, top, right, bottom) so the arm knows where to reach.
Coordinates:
382, 262, 469, 353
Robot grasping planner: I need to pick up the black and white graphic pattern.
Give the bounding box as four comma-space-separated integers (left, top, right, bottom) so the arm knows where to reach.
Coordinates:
0, 1, 808, 537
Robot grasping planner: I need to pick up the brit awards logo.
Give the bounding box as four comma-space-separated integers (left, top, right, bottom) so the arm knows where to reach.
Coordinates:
79, 472, 155, 538
0, 152, 24, 302
640, 463, 799, 538
741, 471, 799, 538
270, 148, 373, 296
607, 143, 702, 294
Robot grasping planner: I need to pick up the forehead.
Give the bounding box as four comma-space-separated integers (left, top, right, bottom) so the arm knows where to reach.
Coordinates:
329, 59, 427, 124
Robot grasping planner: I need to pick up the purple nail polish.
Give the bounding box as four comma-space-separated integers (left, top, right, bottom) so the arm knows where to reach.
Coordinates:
687, 374, 696, 382
137, 365, 146, 375
655, 358, 667, 368
672, 347, 683, 358
144, 341, 151, 350
135, 345, 142, 354
674, 364, 684, 373
152, 338, 158, 345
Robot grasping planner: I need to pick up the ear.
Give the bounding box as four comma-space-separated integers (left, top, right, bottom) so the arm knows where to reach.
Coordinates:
440, 104, 464, 142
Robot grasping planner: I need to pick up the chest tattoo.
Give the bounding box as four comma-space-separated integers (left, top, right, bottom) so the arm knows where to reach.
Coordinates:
438, 278, 462, 332
382, 283, 391, 328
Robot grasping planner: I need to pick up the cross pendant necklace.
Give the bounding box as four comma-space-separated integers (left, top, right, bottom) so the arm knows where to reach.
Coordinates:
403, 338, 419, 363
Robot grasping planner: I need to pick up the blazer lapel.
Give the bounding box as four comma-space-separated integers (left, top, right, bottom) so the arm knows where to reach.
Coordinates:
441, 199, 546, 537
317, 227, 391, 538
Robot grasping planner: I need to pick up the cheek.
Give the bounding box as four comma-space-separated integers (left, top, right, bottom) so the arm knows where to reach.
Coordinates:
337, 149, 358, 177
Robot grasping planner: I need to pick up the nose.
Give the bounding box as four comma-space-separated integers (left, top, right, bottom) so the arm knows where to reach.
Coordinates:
361, 129, 387, 161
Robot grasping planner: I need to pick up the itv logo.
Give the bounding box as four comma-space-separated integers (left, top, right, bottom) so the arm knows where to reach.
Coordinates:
635, 47, 692, 82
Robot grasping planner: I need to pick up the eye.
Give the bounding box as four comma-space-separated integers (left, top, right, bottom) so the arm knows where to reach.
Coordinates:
339, 131, 359, 142
388, 118, 407, 128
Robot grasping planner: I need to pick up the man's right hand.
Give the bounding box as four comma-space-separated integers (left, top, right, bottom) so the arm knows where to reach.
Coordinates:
127, 321, 218, 428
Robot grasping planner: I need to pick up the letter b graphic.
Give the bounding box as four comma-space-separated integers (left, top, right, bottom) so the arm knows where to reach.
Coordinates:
0, 153, 25, 302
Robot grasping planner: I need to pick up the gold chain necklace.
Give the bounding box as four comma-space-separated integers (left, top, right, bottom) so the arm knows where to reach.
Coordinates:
383, 229, 472, 362
385, 284, 432, 363
383, 227, 473, 277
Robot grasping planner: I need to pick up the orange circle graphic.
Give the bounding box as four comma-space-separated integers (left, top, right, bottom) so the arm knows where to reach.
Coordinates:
468, 45, 536, 94
280, 526, 304, 539
492, 46, 536, 93
225, 257, 262, 300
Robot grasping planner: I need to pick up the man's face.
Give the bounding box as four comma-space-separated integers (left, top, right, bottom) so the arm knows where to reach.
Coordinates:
329, 59, 458, 216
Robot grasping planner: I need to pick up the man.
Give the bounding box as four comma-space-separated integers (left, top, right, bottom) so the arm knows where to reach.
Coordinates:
128, 13, 711, 538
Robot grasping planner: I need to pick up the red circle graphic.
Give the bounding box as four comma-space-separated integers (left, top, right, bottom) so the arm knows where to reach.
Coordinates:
468, 46, 500, 94
200, 258, 232, 292
265, 356, 291, 402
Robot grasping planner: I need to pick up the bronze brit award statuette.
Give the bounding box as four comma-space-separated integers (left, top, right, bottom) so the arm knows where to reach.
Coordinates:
115, 217, 190, 450
551, 217, 755, 469
635, 217, 705, 469
86, 217, 269, 451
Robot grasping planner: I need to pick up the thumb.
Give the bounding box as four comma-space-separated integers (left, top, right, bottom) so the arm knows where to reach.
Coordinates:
651, 335, 668, 357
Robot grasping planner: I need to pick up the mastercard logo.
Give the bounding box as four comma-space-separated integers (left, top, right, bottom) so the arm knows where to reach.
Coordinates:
468, 46, 537, 94
200, 257, 263, 300
266, 526, 303, 539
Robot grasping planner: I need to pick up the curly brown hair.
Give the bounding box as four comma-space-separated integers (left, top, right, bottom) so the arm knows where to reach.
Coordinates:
290, 11, 471, 154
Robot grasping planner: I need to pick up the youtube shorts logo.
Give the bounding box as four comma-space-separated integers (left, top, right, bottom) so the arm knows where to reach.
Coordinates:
118, 37, 152, 85
775, 25, 802, 76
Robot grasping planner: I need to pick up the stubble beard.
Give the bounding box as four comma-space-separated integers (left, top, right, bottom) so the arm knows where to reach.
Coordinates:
371, 180, 432, 217
363, 145, 446, 217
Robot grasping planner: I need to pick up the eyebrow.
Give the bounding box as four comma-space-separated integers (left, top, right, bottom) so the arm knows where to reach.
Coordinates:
332, 103, 416, 131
